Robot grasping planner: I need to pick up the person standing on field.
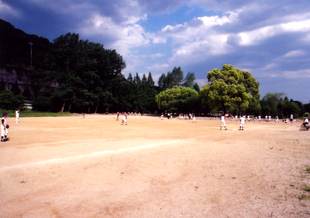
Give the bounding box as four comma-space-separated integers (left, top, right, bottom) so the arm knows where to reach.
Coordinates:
301, 117, 308, 127
239, 115, 245, 131
192, 114, 196, 123
290, 114, 293, 123
15, 109, 20, 123
122, 113, 127, 125
1, 112, 9, 142
275, 115, 279, 123
220, 114, 227, 130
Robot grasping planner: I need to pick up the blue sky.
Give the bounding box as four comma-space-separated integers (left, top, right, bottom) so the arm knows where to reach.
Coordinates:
1, 0, 310, 103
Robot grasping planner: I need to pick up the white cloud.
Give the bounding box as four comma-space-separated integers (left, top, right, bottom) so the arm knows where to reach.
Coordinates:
79, 14, 150, 56
239, 19, 310, 46
0, 1, 21, 17
152, 36, 167, 43
283, 50, 305, 58
197, 11, 238, 27
153, 12, 239, 68
146, 63, 169, 71
264, 69, 310, 78
149, 53, 165, 59
281, 19, 310, 32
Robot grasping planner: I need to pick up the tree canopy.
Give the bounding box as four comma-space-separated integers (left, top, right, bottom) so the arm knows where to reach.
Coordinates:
155, 86, 198, 110
201, 64, 260, 114
45, 33, 126, 112
158, 67, 184, 89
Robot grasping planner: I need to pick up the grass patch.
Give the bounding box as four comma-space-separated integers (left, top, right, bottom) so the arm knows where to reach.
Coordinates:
304, 184, 310, 192
0, 109, 72, 117
298, 194, 310, 201
306, 166, 310, 173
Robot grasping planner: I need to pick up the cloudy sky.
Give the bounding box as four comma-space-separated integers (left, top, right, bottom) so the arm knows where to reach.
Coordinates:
1, 0, 310, 102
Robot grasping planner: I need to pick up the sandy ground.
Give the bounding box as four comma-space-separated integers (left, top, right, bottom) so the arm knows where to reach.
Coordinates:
0, 114, 310, 218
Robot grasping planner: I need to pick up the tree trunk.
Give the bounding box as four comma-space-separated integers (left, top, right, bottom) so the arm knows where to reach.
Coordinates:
68, 102, 72, 112
106, 106, 109, 114
94, 102, 99, 114
61, 102, 65, 112
88, 106, 90, 113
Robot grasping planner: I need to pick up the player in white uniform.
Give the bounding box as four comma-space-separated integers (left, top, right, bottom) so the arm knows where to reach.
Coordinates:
275, 115, 279, 123
192, 114, 196, 123
15, 109, 20, 123
220, 114, 227, 130
1, 112, 9, 142
302, 117, 308, 127
122, 114, 127, 125
239, 115, 245, 130
290, 114, 293, 123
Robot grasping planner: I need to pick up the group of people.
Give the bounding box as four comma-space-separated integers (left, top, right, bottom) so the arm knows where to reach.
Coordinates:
221, 114, 245, 130
229, 114, 298, 123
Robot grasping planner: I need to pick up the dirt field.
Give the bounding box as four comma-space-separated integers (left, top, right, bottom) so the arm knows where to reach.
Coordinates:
1, 114, 310, 218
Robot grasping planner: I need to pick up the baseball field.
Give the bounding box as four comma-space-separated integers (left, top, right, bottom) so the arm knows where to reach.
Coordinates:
0, 114, 310, 217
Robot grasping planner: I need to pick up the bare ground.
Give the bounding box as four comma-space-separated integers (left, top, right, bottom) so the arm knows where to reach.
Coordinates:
0, 115, 310, 218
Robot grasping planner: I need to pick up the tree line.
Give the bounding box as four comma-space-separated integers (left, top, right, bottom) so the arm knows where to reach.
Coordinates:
155, 65, 309, 118
0, 19, 309, 117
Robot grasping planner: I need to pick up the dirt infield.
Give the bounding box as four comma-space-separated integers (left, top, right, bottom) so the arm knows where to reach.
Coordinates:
1, 115, 310, 217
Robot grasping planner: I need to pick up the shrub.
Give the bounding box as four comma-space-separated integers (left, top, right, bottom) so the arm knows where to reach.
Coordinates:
0, 90, 25, 110
32, 96, 52, 111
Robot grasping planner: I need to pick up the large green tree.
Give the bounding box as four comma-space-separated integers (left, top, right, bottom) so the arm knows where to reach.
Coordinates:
201, 64, 260, 114
155, 86, 198, 111
46, 33, 125, 112
158, 67, 184, 89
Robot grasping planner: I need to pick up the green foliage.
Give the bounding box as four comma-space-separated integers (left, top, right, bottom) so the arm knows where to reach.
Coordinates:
0, 90, 25, 110
261, 93, 303, 118
304, 184, 310, 192
168, 95, 201, 114
298, 194, 310, 201
155, 86, 198, 110
182, 72, 196, 88
158, 67, 185, 89
193, 83, 201, 94
201, 64, 259, 114
32, 96, 52, 111
147, 72, 155, 86
45, 32, 126, 112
